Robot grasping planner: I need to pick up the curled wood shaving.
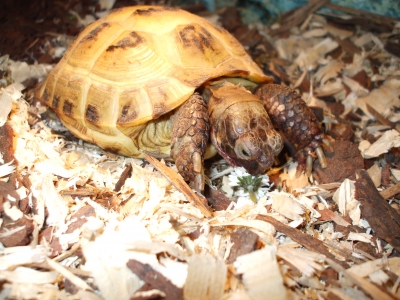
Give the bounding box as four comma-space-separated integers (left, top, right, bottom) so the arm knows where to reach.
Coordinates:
294, 38, 339, 70
234, 246, 287, 300
367, 163, 382, 188
183, 253, 227, 300
359, 129, 400, 159
0, 266, 58, 284
0, 245, 48, 270
355, 79, 400, 119
269, 191, 304, 221
326, 258, 396, 300
348, 257, 400, 278
81, 216, 156, 299
277, 246, 325, 277
332, 179, 357, 218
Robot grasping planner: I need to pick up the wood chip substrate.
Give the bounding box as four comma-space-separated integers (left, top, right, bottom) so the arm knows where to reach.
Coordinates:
0, 1, 400, 299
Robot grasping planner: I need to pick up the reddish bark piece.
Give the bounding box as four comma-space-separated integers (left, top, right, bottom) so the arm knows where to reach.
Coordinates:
335, 37, 361, 57
66, 205, 96, 233
334, 224, 365, 242
354, 170, 400, 253
39, 226, 63, 257
226, 228, 259, 264
354, 241, 380, 259
64, 275, 93, 295
256, 214, 349, 269
205, 188, 232, 211
234, 26, 263, 49
351, 69, 371, 90
317, 208, 337, 222
0, 181, 21, 203
220, 7, 242, 32
220, 6, 277, 59
316, 208, 352, 226
39, 205, 96, 256
0, 195, 4, 213
326, 102, 345, 118
186, 227, 201, 241
328, 123, 354, 141
313, 140, 364, 183
268, 62, 292, 83
296, 77, 311, 94
0, 181, 17, 192
320, 267, 338, 286
127, 260, 183, 300
0, 125, 15, 164
114, 163, 133, 192
381, 164, 391, 187
385, 42, 400, 59
19, 197, 31, 214
0, 215, 34, 247
0, 125, 18, 186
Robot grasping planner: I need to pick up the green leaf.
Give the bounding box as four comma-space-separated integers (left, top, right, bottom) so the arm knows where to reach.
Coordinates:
237, 175, 263, 202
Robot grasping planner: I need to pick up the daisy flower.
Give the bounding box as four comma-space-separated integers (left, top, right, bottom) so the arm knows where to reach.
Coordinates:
228, 167, 273, 202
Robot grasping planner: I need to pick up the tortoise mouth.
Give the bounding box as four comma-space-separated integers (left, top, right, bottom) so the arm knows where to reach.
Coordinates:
232, 155, 274, 176
211, 128, 275, 176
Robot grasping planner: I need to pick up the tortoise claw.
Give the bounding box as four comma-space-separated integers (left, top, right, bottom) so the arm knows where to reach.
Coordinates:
322, 138, 333, 152
190, 172, 204, 193
193, 152, 202, 174
316, 146, 327, 168
296, 137, 330, 176
306, 155, 313, 177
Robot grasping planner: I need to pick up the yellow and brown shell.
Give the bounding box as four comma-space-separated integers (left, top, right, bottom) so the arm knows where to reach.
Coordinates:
35, 6, 272, 157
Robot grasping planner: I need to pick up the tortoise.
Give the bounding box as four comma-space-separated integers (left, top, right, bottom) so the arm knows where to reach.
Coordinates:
35, 5, 328, 189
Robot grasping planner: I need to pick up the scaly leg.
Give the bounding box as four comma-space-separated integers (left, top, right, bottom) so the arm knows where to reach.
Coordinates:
170, 93, 210, 191
256, 84, 331, 176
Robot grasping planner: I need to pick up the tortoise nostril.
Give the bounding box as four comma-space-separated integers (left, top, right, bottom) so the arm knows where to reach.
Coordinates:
241, 149, 250, 158
235, 142, 252, 160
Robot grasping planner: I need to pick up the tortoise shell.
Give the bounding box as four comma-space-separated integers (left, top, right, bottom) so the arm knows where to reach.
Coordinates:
35, 6, 272, 157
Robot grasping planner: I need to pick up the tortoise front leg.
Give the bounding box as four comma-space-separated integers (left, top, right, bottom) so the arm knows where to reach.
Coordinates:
170, 93, 210, 191
256, 84, 331, 176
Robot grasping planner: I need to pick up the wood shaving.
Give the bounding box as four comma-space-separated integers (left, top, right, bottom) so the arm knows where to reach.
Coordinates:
360, 129, 400, 158
234, 246, 287, 300
184, 253, 226, 300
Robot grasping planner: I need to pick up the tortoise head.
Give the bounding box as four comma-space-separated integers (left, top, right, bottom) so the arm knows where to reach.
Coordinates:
208, 84, 283, 175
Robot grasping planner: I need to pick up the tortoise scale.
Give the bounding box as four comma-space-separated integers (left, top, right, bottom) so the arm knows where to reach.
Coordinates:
35, 5, 329, 190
